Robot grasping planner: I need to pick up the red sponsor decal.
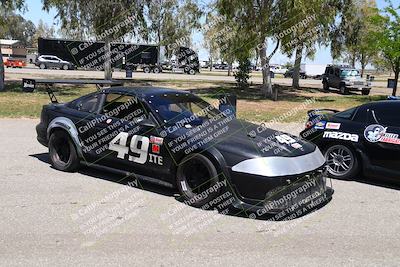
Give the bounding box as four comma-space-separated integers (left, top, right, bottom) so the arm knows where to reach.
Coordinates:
151, 144, 160, 154
380, 136, 400, 145
150, 136, 164, 145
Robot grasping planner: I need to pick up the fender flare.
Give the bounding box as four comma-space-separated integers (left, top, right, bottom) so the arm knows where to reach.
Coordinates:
47, 117, 83, 158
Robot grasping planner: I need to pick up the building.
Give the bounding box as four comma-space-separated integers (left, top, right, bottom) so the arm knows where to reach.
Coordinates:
0, 39, 27, 60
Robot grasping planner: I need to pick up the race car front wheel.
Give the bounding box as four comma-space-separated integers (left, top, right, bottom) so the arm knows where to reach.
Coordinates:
176, 154, 222, 208
49, 130, 80, 172
324, 144, 359, 180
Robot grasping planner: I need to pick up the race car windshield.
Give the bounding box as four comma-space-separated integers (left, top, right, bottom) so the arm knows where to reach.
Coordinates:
149, 94, 223, 125
340, 69, 360, 77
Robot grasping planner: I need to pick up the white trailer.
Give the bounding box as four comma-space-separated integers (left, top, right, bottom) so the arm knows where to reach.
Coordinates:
300, 64, 327, 79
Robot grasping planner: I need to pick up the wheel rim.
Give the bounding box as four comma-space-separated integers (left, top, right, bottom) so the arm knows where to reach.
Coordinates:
325, 145, 354, 176
63, 65, 68, 70
40, 64, 45, 69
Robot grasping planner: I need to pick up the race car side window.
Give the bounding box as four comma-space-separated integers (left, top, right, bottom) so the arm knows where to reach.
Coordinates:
368, 104, 400, 127
334, 107, 357, 120
101, 93, 150, 122
351, 106, 368, 123
69, 94, 100, 113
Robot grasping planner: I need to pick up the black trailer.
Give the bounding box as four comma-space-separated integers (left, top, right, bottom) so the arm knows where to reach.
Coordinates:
38, 38, 199, 74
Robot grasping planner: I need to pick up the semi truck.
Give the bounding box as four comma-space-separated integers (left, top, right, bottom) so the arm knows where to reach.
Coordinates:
37, 38, 199, 74
300, 64, 327, 79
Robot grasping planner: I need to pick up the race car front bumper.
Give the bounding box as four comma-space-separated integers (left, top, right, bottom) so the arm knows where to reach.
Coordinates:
225, 148, 333, 215
229, 169, 333, 214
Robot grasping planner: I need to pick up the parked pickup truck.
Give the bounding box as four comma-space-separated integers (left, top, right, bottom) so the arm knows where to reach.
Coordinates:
322, 65, 371, 95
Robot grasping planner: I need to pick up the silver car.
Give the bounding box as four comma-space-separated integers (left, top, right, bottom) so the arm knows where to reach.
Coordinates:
35, 55, 75, 70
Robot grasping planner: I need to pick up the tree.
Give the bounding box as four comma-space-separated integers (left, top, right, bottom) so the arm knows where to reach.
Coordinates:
370, 1, 400, 96
203, 13, 221, 72
216, 0, 282, 100
203, 11, 237, 75
331, 0, 379, 76
43, 0, 148, 80
32, 19, 55, 48
0, 13, 36, 46
145, 0, 202, 58
279, 1, 340, 89
0, 0, 26, 91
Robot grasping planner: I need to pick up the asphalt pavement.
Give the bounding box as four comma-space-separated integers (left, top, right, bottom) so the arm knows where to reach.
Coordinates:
0, 119, 399, 266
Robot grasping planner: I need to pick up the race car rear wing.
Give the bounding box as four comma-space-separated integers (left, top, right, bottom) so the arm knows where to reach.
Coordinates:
22, 78, 124, 104
306, 109, 339, 119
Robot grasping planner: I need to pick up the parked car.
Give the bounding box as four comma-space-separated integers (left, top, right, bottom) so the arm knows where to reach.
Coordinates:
213, 63, 229, 70
270, 66, 288, 75
35, 55, 75, 70
4, 58, 26, 68
284, 68, 306, 79
36, 87, 333, 213
300, 100, 400, 180
322, 65, 371, 95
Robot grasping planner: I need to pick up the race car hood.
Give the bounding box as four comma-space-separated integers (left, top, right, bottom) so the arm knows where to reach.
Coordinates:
166, 117, 322, 172
211, 119, 319, 164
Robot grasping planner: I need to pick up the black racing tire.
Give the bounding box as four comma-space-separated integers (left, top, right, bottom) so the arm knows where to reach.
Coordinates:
340, 84, 349, 95
362, 89, 370, 96
49, 130, 80, 172
153, 67, 161, 74
323, 144, 359, 180
322, 80, 329, 92
188, 69, 196, 75
176, 154, 221, 208
143, 66, 151, 73
39, 63, 46, 69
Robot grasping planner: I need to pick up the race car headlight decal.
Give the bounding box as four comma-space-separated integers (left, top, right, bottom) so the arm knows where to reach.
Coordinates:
231, 148, 326, 177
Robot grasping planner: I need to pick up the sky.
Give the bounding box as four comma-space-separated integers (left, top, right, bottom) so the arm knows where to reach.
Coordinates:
20, 0, 393, 65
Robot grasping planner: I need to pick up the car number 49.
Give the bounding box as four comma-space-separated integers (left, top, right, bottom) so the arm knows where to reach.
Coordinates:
109, 132, 149, 164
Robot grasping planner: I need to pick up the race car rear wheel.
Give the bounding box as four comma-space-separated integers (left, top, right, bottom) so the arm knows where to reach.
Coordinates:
39, 63, 46, 69
62, 64, 69, 70
324, 144, 359, 180
176, 154, 221, 208
49, 130, 80, 172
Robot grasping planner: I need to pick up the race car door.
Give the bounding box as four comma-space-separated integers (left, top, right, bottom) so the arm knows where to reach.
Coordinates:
98, 93, 170, 179
362, 104, 400, 177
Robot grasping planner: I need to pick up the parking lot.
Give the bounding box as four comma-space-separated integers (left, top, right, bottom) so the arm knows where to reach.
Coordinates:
4, 67, 393, 96
1, 119, 399, 266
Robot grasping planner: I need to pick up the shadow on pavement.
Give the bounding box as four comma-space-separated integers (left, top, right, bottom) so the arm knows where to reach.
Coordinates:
30, 152, 333, 221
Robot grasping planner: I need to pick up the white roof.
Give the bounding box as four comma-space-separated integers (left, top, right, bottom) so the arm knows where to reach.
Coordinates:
0, 39, 20, 46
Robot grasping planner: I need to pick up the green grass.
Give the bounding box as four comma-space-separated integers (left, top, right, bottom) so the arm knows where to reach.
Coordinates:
0, 81, 388, 122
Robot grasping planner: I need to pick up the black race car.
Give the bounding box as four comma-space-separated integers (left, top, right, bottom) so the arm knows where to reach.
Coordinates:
36, 87, 333, 215
300, 100, 400, 180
